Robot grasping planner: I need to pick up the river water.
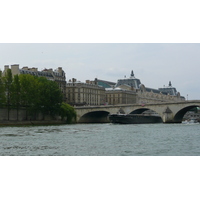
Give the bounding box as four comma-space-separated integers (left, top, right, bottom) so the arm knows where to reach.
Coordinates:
0, 123, 200, 156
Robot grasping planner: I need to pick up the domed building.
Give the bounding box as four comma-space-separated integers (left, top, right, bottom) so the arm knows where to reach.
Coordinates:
104, 70, 185, 105
115, 70, 141, 90
158, 81, 178, 96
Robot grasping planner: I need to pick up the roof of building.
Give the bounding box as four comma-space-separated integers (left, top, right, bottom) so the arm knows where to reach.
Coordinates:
95, 78, 116, 88
115, 70, 141, 89
158, 81, 178, 96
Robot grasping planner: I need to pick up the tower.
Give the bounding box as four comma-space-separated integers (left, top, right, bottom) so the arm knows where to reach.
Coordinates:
130, 70, 135, 78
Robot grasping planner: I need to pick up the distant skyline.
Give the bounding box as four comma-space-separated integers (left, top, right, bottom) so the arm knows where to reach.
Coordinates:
0, 43, 200, 100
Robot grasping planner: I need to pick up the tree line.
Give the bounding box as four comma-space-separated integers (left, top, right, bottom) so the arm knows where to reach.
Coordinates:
0, 69, 76, 123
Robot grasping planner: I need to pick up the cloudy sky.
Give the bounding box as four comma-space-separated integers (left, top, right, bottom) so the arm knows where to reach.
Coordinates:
0, 43, 200, 99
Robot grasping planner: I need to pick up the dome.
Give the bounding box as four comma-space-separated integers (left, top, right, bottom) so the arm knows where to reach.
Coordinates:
115, 70, 141, 89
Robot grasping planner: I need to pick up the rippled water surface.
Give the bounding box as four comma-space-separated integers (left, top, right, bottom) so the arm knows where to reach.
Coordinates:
1, 123, 200, 156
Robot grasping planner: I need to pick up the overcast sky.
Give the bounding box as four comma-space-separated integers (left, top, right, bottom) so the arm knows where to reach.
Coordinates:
0, 43, 200, 100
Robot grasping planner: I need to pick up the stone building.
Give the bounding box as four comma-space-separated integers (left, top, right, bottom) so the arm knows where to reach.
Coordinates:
115, 70, 141, 89
137, 80, 185, 104
102, 70, 185, 105
2, 64, 67, 101
66, 78, 106, 106
105, 88, 137, 105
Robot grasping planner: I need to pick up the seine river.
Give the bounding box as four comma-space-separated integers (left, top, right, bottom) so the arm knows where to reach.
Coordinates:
0, 123, 200, 156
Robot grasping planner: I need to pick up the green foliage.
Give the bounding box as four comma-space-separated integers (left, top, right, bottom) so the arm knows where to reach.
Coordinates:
17, 74, 63, 116
3, 68, 13, 108
10, 75, 21, 109
60, 102, 76, 123
19, 74, 37, 106
1, 69, 65, 120
37, 77, 63, 116
0, 71, 6, 107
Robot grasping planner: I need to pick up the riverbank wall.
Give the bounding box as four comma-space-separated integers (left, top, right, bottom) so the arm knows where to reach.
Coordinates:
0, 108, 66, 126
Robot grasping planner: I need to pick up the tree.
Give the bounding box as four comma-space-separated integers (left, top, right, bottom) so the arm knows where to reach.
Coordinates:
60, 102, 76, 123
19, 74, 63, 119
0, 71, 6, 107
1, 71, 66, 121
10, 75, 21, 120
19, 74, 39, 119
3, 69, 13, 120
36, 77, 63, 117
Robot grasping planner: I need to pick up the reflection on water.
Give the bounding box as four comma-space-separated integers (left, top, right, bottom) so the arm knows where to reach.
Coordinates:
0, 123, 200, 156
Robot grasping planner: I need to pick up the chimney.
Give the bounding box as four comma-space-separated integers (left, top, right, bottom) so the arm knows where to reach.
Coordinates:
22, 66, 28, 70
4, 65, 9, 71
3, 65, 10, 76
31, 67, 38, 72
11, 64, 20, 76
72, 78, 76, 83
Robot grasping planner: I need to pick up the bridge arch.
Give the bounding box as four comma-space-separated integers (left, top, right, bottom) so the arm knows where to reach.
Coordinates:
174, 105, 200, 123
129, 107, 163, 122
78, 111, 110, 123
130, 108, 150, 114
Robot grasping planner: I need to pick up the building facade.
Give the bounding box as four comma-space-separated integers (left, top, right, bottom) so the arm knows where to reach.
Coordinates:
105, 88, 137, 105
66, 78, 106, 106
103, 70, 185, 105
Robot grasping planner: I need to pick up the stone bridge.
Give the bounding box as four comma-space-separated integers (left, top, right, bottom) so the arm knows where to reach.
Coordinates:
74, 100, 200, 123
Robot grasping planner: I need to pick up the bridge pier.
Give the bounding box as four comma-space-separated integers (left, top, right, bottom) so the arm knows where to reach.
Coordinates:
162, 107, 175, 123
